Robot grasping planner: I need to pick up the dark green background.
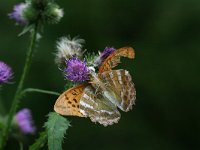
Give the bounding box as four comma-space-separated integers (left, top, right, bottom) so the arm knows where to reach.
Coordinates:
0, 0, 200, 150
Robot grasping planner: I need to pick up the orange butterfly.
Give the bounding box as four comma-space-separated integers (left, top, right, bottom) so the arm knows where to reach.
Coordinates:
54, 47, 136, 126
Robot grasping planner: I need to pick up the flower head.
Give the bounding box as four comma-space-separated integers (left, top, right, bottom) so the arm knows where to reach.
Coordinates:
8, 3, 28, 25
55, 36, 85, 65
45, 3, 64, 24
64, 57, 89, 82
0, 61, 13, 84
94, 47, 116, 66
15, 108, 36, 134
54, 8, 64, 19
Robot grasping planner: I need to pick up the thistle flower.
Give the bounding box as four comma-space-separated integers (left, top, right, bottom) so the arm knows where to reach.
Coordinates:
94, 47, 116, 66
0, 61, 13, 84
8, 3, 28, 25
55, 36, 85, 65
64, 57, 89, 82
100, 47, 115, 61
9, 1, 64, 27
15, 108, 36, 134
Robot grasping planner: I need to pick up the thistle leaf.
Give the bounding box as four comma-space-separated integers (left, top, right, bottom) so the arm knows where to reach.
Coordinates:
44, 112, 70, 150
29, 131, 47, 150
18, 24, 34, 36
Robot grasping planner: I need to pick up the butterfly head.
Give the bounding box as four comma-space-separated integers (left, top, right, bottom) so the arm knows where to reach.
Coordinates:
88, 66, 95, 73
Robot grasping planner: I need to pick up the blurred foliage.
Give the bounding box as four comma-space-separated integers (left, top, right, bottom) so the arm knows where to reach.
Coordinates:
0, 0, 200, 150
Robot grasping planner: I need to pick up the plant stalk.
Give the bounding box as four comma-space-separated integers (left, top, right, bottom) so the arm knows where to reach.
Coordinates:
21, 88, 60, 96
0, 23, 38, 150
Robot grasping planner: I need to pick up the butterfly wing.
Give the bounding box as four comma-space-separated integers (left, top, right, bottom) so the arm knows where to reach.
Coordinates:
80, 85, 121, 126
99, 69, 136, 112
99, 47, 135, 73
54, 84, 87, 117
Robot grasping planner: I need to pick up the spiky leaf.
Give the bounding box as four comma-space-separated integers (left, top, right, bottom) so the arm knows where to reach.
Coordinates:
18, 24, 34, 36
44, 112, 70, 150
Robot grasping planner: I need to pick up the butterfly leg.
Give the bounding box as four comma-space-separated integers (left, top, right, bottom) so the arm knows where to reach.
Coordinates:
94, 85, 101, 95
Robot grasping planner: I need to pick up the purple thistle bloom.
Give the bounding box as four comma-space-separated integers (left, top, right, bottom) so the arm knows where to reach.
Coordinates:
8, 3, 28, 25
64, 57, 90, 82
0, 61, 13, 84
15, 108, 36, 134
100, 47, 116, 61
94, 47, 116, 67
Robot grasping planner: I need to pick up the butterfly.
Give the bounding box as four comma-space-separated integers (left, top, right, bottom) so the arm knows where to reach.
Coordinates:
54, 47, 136, 126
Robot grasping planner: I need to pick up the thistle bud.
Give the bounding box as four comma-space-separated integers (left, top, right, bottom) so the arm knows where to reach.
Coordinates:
9, 0, 64, 26
45, 3, 64, 24
22, 3, 39, 23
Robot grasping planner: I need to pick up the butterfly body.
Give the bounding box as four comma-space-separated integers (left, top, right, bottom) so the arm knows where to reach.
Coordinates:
89, 71, 120, 104
54, 47, 136, 126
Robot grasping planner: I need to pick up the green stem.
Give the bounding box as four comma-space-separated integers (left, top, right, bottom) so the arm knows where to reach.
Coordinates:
0, 23, 38, 150
28, 131, 47, 150
21, 88, 60, 96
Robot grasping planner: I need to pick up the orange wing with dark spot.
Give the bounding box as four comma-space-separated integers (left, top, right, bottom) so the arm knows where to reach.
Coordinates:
54, 84, 87, 117
98, 47, 135, 74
